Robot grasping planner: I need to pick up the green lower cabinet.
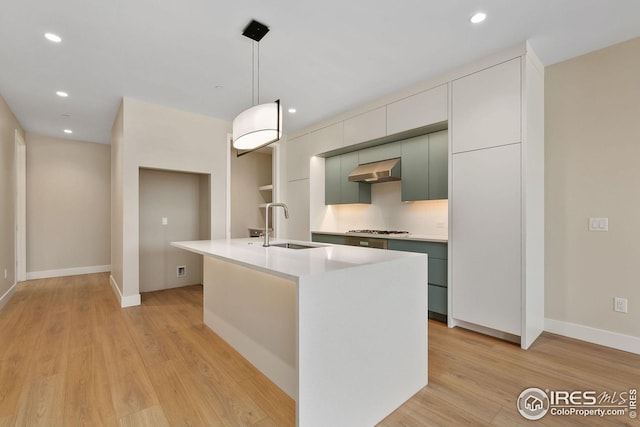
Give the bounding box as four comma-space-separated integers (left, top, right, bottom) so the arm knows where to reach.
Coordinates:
429, 258, 448, 287
428, 284, 447, 315
310, 234, 448, 320
311, 233, 346, 245
388, 239, 448, 321
387, 239, 447, 258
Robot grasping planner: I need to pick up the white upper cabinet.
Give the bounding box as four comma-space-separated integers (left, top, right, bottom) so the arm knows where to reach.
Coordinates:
343, 107, 387, 146
386, 84, 448, 135
451, 58, 521, 153
287, 133, 313, 181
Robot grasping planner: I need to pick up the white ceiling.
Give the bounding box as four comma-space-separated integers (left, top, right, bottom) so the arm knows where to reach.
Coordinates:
1, 0, 640, 144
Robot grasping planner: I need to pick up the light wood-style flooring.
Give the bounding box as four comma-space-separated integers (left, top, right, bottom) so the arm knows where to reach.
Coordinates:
0, 273, 637, 426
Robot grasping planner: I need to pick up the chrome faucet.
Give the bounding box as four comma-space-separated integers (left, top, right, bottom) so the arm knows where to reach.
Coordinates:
263, 203, 289, 247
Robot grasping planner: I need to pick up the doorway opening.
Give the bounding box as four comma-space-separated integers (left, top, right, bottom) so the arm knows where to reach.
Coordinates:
138, 168, 210, 293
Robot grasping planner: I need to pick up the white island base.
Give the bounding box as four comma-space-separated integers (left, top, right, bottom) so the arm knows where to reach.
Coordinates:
174, 239, 428, 427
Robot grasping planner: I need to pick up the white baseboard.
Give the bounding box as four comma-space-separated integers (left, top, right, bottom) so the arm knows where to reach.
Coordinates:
26, 265, 111, 280
451, 318, 521, 345
109, 274, 141, 308
0, 282, 17, 311
545, 318, 640, 355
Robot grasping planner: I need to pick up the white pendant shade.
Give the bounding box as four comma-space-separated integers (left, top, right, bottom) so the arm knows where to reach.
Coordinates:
232, 101, 282, 150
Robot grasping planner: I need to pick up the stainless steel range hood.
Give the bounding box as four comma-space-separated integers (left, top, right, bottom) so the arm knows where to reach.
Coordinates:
347, 158, 401, 183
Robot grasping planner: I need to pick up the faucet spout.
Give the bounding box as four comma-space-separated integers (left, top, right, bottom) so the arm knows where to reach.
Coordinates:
263, 203, 289, 247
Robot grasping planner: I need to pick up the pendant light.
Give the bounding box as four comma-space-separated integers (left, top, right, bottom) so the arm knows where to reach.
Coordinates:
232, 20, 282, 155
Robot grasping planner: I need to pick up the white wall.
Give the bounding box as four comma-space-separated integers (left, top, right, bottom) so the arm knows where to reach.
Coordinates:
323, 183, 448, 236
0, 94, 23, 307
26, 134, 110, 277
111, 97, 230, 306
545, 37, 640, 341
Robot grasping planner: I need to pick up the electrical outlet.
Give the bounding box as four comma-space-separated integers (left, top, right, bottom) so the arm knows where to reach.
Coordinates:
177, 266, 186, 277
588, 217, 608, 231
614, 297, 628, 313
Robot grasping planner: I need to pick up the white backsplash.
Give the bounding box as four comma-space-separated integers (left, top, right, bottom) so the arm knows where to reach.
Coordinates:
322, 181, 448, 236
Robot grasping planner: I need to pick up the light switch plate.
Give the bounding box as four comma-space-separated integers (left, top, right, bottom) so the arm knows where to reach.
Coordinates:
162, 217, 168, 225
588, 217, 608, 232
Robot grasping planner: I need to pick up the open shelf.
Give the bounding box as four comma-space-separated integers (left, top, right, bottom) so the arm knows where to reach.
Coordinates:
258, 184, 273, 191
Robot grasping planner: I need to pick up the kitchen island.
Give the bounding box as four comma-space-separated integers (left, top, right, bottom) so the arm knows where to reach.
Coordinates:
172, 238, 428, 427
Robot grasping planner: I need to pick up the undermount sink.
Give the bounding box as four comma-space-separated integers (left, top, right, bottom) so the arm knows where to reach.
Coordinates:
270, 242, 322, 250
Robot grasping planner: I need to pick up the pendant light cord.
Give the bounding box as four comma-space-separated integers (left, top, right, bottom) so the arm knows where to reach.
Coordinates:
251, 41, 261, 106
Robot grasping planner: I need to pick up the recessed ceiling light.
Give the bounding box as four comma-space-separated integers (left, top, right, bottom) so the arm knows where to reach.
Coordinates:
56, 91, 69, 97
44, 32, 62, 43
63, 129, 73, 134
470, 12, 487, 24
288, 108, 297, 114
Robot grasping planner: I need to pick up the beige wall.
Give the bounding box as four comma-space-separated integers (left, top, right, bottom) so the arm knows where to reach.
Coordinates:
139, 168, 208, 292
26, 134, 110, 273
546, 37, 640, 338
230, 150, 272, 238
0, 94, 23, 303
111, 97, 230, 303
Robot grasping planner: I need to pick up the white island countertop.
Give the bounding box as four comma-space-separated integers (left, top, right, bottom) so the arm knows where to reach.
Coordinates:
171, 238, 426, 281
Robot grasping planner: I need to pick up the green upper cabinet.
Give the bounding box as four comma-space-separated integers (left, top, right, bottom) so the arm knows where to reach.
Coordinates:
324, 155, 342, 205
324, 152, 371, 205
401, 135, 429, 201
428, 130, 448, 200
401, 130, 448, 201
358, 143, 401, 164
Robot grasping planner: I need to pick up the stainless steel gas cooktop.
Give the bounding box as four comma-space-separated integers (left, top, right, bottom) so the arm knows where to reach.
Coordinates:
347, 229, 410, 235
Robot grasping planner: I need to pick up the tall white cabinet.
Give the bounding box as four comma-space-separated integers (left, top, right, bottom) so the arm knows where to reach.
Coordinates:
450, 48, 545, 349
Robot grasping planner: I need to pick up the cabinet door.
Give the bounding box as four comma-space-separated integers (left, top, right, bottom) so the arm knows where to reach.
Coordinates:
387, 84, 448, 135
428, 285, 447, 315
358, 143, 401, 165
428, 258, 447, 287
451, 144, 521, 335
400, 134, 429, 201
387, 240, 447, 259
343, 107, 386, 146
311, 233, 345, 245
451, 58, 521, 153
428, 130, 448, 200
340, 152, 371, 204
324, 156, 341, 205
